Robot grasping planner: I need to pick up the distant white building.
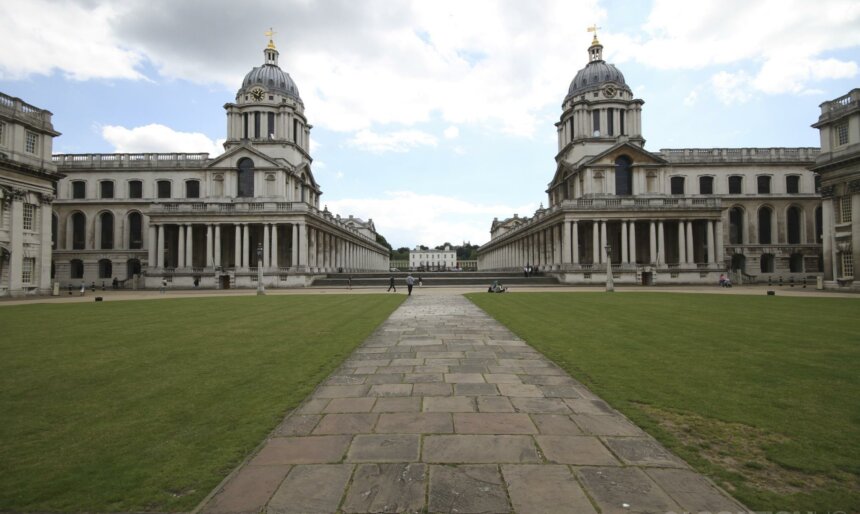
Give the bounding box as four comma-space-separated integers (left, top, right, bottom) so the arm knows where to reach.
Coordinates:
409, 245, 457, 270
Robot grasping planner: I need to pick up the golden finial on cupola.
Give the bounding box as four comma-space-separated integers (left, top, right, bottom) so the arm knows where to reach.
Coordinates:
587, 24, 601, 46
265, 27, 277, 49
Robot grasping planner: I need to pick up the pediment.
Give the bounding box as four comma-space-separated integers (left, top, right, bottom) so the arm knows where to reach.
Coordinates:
580, 142, 668, 168
206, 144, 289, 170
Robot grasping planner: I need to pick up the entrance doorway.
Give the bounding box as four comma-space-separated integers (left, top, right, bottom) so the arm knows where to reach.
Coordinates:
641, 271, 653, 286
220, 275, 231, 289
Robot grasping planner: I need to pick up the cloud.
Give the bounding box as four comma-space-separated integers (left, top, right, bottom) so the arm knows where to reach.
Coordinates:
101, 123, 225, 155
327, 191, 536, 247
683, 87, 700, 107
443, 125, 460, 139
752, 56, 858, 94
710, 71, 754, 105
347, 129, 438, 153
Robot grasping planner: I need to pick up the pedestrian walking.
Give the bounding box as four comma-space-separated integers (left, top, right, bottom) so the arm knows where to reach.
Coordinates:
387, 275, 397, 292
406, 273, 415, 296
347, 275, 352, 290
79, 283, 85, 296
523, 265, 529, 278
418, 276, 423, 287
160, 278, 167, 294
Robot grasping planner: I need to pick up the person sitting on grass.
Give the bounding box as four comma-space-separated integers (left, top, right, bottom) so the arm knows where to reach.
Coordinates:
488, 280, 507, 293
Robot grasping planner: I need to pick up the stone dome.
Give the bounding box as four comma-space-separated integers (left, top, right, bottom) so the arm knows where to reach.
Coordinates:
566, 60, 629, 99
241, 64, 302, 102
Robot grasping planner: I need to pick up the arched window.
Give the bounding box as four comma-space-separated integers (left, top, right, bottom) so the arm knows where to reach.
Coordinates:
156, 180, 171, 199
760, 253, 775, 273
100, 212, 114, 250
127, 258, 141, 278
237, 158, 255, 197
731, 253, 746, 272
71, 212, 86, 250
670, 176, 685, 195
729, 207, 744, 244
758, 207, 773, 244
699, 176, 714, 195
128, 212, 143, 249
787, 206, 802, 244
728, 176, 743, 194
185, 180, 200, 199
614, 156, 633, 195
789, 253, 804, 273
98, 259, 112, 279
70, 259, 84, 279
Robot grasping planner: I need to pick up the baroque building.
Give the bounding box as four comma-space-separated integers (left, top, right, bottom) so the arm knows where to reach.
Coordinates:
811, 88, 860, 290
50, 38, 389, 290
478, 33, 822, 285
0, 93, 61, 296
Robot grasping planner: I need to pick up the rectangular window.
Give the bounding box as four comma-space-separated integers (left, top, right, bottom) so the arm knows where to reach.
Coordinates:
606, 108, 614, 136
293, 119, 299, 143
23, 203, 35, 230
243, 113, 249, 139
157, 180, 171, 199
254, 112, 260, 139
100, 181, 114, 199
728, 176, 742, 194
186, 180, 200, 198
619, 110, 625, 135
757, 175, 771, 194
128, 180, 143, 198
841, 252, 854, 277
786, 175, 800, 194
568, 118, 574, 140
25, 131, 38, 153
836, 122, 848, 146
670, 176, 685, 195
21, 258, 35, 284
592, 110, 600, 136
267, 112, 275, 138
699, 176, 714, 195
841, 196, 852, 223
72, 181, 86, 199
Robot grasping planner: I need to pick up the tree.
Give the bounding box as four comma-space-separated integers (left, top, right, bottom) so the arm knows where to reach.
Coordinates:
376, 233, 392, 251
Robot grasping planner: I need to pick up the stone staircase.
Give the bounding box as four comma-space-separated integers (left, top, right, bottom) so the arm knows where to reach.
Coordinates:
311, 271, 561, 288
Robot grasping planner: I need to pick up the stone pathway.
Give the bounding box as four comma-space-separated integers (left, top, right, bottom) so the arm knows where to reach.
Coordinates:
199, 294, 748, 514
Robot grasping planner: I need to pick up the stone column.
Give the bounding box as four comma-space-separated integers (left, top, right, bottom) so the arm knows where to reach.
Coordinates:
649, 221, 657, 264
677, 221, 686, 265
562, 221, 571, 265
177, 225, 185, 269
600, 220, 607, 264
621, 221, 628, 264
149, 225, 157, 267
242, 223, 250, 268
206, 225, 214, 267
629, 221, 637, 264
715, 220, 724, 269
8, 194, 23, 293
291, 224, 299, 268
271, 224, 279, 268
707, 220, 715, 265
39, 199, 53, 290
157, 224, 165, 268
234, 224, 242, 269
214, 225, 222, 267
686, 220, 694, 264
592, 221, 600, 263
572, 221, 579, 264
263, 224, 271, 269
822, 201, 833, 280
658, 221, 665, 265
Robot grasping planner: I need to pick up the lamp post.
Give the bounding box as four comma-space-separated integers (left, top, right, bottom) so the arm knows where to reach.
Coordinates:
256, 242, 266, 296
605, 244, 614, 292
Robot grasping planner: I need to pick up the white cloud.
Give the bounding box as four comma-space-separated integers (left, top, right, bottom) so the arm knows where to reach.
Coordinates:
347, 129, 438, 154
753, 56, 858, 94
443, 125, 460, 139
101, 124, 225, 155
710, 71, 754, 105
683, 87, 700, 107
327, 191, 536, 247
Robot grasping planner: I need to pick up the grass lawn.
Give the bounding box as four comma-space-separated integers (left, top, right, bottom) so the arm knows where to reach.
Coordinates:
468, 292, 860, 512
0, 294, 404, 512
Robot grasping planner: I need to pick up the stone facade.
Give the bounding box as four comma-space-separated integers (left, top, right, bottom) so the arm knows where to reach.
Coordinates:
0, 92, 62, 296
51, 40, 389, 289
811, 88, 860, 290
478, 34, 823, 285
409, 245, 457, 271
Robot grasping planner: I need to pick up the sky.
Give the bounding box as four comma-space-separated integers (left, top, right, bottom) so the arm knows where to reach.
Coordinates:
2, 0, 859, 249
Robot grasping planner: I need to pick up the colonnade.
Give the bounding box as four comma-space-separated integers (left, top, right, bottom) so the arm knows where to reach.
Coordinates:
481, 218, 724, 271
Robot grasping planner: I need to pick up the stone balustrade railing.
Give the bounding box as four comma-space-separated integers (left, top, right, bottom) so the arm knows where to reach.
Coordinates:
561, 196, 721, 210
53, 153, 210, 168
658, 147, 818, 164
0, 92, 54, 124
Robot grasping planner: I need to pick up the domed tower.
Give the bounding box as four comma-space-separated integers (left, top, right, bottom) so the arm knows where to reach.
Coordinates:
223, 33, 312, 161
555, 30, 645, 166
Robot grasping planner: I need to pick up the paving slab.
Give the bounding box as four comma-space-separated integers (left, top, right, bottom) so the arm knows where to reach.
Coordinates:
199, 293, 745, 514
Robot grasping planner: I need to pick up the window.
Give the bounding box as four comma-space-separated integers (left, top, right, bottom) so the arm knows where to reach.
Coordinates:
758, 207, 773, 244
814, 173, 821, 193
237, 158, 255, 197
98, 259, 113, 279
670, 176, 685, 195
0, 121, 5, 146
21, 258, 35, 284
786, 175, 800, 194
70, 259, 84, 279
23, 203, 35, 230
268, 112, 275, 138
699, 176, 714, 195
757, 175, 771, 194
100, 212, 114, 249
607, 108, 614, 136
128, 212, 143, 249
729, 207, 744, 244
614, 156, 632, 195
157, 180, 171, 199
619, 110, 625, 135
568, 117, 574, 140
840, 196, 852, 223
72, 212, 86, 249
128, 180, 143, 198
789, 253, 804, 273
787, 207, 802, 244
592, 110, 600, 136
100, 181, 114, 199
186, 180, 200, 198
836, 122, 848, 146
293, 119, 299, 143
760, 253, 775, 273
841, 252, 854, 277
243, 112, 249, 139
815, 206, 823, 243
52, 214, 57, 249
254, 111, 261, 139
25, 131, 37, 153
72, 181, 86, 199
728, 176, 743, 194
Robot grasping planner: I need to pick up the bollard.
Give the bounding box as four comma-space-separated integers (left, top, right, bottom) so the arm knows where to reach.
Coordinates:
768, 276, 772, 286
95, 297, 103, 302
803, 277, 807, 288
767, 290, 775, 296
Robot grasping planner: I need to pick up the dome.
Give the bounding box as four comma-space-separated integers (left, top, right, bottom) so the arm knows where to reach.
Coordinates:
241, 64, 302, 102
566, 60, 629, 99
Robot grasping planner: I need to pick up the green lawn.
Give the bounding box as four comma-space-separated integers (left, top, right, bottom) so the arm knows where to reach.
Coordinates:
468, 292, 860, 512
0, 294, 404, 512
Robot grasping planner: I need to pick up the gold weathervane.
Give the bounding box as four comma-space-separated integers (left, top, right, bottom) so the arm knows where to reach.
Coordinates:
587, 24, 601, 45
265, 27, 277, 49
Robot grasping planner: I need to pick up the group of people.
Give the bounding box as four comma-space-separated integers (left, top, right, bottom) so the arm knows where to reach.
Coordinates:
522, 265, 537, 277
719, 273, 733, 288
387, 274, 422, 296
